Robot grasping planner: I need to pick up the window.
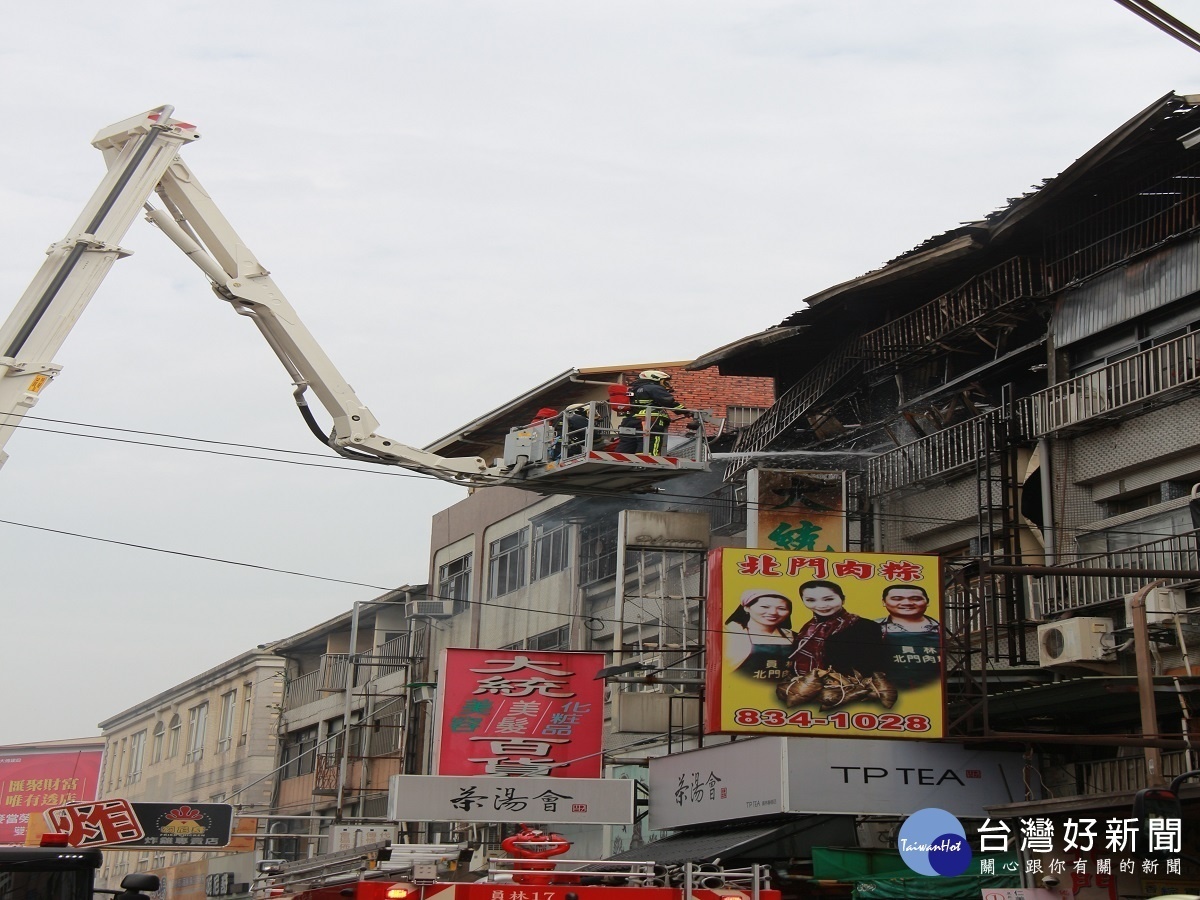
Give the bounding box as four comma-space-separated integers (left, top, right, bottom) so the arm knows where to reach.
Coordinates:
529, 625, 570, 652
488, 528, 528, 598
126, 731, 146, 785
281, 726, 318, 778
152, 850, 166, 869
185, 703, 208, 763
151, 721, 164, 765
217, 690, 237, 753
239, 683, 252, 747
580, 517, 618, 584
167, 714, 181, 758
532, 522, 570, 581
725, 406, 767, 429
438, 553, 472, 611
115, 740, 126, 788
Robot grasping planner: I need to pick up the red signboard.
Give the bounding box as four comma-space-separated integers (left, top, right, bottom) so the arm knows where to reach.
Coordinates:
434, 649, 605, 779
43, 800, 234, 848
0, 749, 102, 844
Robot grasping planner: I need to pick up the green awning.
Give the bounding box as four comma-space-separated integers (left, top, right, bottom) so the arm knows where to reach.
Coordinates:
851, 873, 1017, 899
813, 847, 1022, 900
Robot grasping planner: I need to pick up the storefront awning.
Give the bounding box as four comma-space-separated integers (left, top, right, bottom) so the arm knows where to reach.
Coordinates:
605, 816, 855, 866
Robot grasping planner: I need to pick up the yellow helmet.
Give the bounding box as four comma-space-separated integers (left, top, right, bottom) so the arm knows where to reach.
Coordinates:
639, 370, 671, 384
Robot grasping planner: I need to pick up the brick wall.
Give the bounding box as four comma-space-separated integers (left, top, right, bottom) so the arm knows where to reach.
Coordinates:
618, 365, 774, 434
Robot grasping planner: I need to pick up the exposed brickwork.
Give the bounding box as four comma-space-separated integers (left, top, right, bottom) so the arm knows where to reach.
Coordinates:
616, 365, 774, 434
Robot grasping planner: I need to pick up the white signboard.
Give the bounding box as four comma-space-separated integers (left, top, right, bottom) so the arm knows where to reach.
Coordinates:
650, 736, 1024, 829
388, 775, 634, 825
331, 825, 398, 852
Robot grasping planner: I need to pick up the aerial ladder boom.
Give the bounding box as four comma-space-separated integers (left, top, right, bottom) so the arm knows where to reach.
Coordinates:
0, 106, 711, 492
0, 105, 493, 483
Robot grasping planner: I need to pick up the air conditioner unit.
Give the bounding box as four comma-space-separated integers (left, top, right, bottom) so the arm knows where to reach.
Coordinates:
1048, 385, 1107, 426
405, 598, 456, 619
1125, 587, 1185, 629
1037, 617, 1113, 667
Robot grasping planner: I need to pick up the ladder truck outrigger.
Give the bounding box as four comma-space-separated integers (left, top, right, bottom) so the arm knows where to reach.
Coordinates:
254, 826, 778, 900
0, 106, 712, 495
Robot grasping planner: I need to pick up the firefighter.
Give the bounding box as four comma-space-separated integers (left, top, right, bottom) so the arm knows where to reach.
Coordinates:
616, 370, 687, 455
560, 403, 596, 458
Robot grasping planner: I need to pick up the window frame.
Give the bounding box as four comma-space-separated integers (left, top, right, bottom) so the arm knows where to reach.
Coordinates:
126, 730, 146, 785
217, 689, 237, 753
185, 702, 208, 763
438, 552, 472, 612
488, 527, 529, 599
151, 721, 165, 765
239, 683, 252, 747
532, 521, 570, 581
167, 714, 181, 758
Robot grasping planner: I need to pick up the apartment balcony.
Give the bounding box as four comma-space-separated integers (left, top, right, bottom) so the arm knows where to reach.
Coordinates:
866, 330, 1200, 497
1027, 527, 1200, 618
866, 404, 1033, 498
1073, 749, 1193, 796
282, 635, 422, 713
860, 256, 1043, 371
1044, 155, 1200, 291
1033, 330, 1200, 435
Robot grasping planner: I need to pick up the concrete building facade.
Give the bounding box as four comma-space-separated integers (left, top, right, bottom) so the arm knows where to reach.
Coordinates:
95, 648, 284, 899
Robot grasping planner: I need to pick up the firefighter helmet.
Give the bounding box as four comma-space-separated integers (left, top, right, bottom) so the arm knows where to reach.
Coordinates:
639, 370, 672, 384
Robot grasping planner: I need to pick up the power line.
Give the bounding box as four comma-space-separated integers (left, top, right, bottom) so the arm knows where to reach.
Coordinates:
8, 414, 1196, 541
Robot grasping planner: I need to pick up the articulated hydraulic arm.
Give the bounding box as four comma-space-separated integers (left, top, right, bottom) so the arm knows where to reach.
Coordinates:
0, 106, 505, 485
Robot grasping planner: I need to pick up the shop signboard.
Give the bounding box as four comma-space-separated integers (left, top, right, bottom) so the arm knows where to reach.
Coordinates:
0, 748, 102, 844
746, 468, 846, 552
648, 736, 1024, 829
706, 548, 945, 740
387, 775, 633, 824
435, 649, 606, 778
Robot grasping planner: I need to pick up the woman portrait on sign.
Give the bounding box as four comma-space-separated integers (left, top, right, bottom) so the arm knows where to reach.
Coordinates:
724, 589, 796, 682
775, 579, 896, 711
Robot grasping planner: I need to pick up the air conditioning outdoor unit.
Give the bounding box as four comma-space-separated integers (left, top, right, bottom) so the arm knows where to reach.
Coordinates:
405, 598, 456, 619
1048, 386, 1107, 427
1037, 617, 1113, 667
1124, 587, 1185, 629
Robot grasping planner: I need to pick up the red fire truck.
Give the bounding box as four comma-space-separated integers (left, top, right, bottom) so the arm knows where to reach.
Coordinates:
256, 826, 778, 900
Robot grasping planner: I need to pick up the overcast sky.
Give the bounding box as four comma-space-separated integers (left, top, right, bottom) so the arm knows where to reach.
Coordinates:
2, 1, 1199, 746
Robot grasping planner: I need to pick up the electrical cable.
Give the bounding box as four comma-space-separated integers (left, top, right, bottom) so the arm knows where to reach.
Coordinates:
7, 413, 1195, 542
1111, 0, 1200, 55
0, 516, 956, 641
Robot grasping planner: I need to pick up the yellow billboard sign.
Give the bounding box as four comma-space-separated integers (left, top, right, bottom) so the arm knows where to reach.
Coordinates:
705, 548, 944, 740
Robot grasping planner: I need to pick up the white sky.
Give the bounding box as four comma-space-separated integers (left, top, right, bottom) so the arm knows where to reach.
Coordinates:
2, 1, 1198, 746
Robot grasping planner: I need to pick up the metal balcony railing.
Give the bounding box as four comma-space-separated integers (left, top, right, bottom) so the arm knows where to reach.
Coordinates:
725, 335, 865, 479
1073, 750, 1191, 796
865, 402, 1034, 497
283, 654, 354, 711
866, 331, 1200, 497
1028, 528, 1200, 618
370, 634, 414, 679
1033, 331, 1200, 435
860, 257, 1043, 368
283, 669, 320, 710
1044, 156, 1200, 290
